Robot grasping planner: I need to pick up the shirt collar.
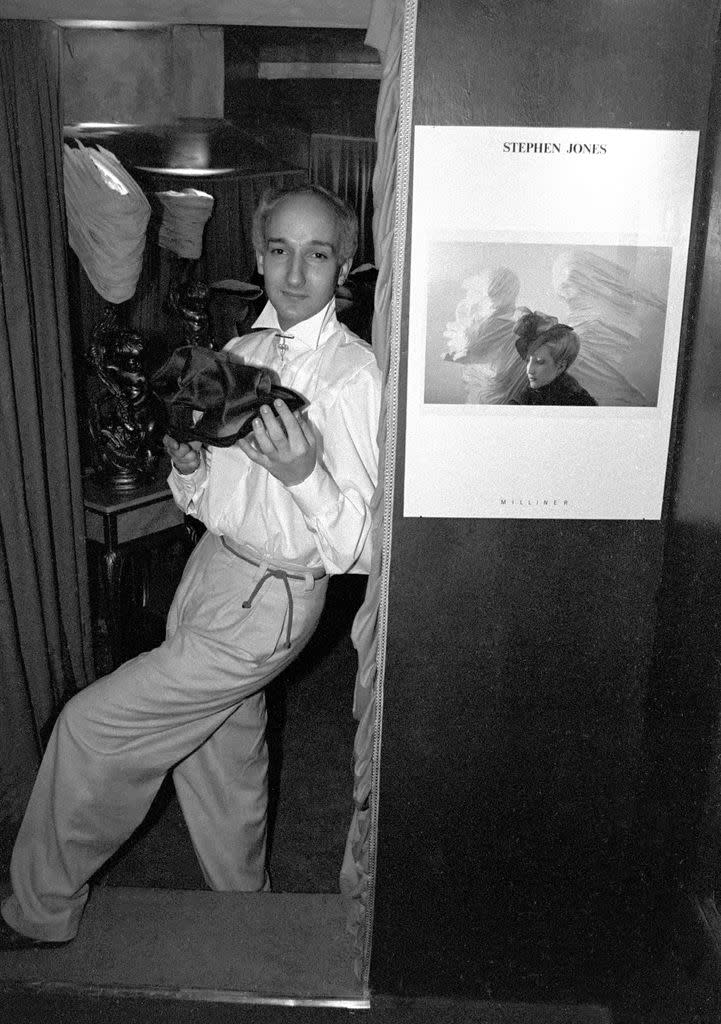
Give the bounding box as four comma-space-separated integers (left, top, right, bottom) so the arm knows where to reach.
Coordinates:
252, 299, 337, 352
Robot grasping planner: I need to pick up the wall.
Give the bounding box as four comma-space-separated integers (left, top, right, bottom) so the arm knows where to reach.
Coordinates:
224, 27, 379, 170
644, 30, 721, 900
62, 25, 223, 124
0, 0, 371, 26
370, 0, 720, 1001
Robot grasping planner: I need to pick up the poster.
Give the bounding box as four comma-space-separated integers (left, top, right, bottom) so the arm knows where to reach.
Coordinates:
403, 126, 699, 519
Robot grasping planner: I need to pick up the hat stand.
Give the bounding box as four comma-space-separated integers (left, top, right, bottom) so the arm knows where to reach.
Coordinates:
165, 255, 211, 349
86, 303, 161, 490
156, 190, 215, 350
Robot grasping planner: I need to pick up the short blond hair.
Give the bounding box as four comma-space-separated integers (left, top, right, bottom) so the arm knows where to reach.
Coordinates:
252, 183, 358, 264
536, 325, 580, 370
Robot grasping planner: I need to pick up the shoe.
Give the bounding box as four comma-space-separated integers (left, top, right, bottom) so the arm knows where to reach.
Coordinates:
0, 915, 71, 951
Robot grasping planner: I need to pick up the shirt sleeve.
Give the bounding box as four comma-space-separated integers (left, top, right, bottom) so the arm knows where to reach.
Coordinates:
167, 450, 211, 518
287, 362, 381, 575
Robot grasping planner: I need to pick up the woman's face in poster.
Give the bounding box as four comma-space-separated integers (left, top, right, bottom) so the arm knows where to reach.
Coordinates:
525, 343, 562, 389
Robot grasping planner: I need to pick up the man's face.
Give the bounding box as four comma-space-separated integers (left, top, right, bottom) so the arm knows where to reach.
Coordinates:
525, 343, 564, 389
255, 193, 352, 331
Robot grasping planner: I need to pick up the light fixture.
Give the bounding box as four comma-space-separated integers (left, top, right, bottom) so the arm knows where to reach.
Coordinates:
55, 21, 167, 30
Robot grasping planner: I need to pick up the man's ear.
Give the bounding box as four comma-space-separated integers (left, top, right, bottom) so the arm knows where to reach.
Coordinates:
255, 249, 265, 275
337, 258, 352, 288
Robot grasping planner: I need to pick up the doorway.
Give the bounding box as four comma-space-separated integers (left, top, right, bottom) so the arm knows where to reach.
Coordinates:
0, 7, 409, 1007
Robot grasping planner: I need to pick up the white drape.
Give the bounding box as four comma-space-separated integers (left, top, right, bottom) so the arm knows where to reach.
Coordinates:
64, 143, 150, 304
156, 189, 214, 260
340, 0, 415, 984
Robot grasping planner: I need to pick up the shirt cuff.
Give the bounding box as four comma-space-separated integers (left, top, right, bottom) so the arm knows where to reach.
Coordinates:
287, 461, 340, 519
168, 461, 206, 509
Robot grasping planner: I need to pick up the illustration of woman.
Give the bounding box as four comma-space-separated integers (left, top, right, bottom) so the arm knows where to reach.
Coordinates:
442, 266, 527, 404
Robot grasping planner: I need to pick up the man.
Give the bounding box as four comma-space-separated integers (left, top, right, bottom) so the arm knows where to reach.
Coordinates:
1, 184, 381, 949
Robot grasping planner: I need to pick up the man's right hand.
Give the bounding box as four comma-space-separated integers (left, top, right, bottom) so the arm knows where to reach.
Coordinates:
163, 435, 203, 475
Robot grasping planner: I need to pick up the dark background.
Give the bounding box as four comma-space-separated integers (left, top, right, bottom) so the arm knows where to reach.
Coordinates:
370, 0, 721, 1004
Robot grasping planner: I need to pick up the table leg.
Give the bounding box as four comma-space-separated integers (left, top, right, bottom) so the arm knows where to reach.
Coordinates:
101, 547, 127, 671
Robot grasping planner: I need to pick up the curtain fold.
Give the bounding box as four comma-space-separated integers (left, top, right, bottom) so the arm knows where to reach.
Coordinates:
340, 0, 411, 981
308, 134, 377, 266
0, 19, 94, 855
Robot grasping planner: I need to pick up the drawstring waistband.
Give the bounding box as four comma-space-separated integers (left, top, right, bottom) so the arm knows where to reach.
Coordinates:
221, 536, 326, 649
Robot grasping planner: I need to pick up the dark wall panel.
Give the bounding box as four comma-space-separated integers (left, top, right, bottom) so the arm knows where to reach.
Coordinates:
371, 0, 719, 1000
643, 33, 721, 898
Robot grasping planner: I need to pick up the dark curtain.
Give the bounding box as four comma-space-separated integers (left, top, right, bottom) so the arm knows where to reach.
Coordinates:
309, 134, 377, 266
0, 20, 94, 856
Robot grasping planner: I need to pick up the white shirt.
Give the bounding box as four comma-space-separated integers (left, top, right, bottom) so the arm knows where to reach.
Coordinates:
168, 300, 381, 575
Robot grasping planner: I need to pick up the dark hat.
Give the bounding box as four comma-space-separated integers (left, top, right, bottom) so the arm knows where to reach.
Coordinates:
152, 345, 307, 447
513, 308, 577, 360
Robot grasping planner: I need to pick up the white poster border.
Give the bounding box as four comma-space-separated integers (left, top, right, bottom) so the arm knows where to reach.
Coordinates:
403, 125, 700, 520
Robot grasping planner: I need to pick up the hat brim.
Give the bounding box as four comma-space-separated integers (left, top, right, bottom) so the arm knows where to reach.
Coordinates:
167, 384, 308, 448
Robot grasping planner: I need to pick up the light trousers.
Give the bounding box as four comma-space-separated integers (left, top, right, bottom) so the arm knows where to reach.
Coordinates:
2, 531, 327, 942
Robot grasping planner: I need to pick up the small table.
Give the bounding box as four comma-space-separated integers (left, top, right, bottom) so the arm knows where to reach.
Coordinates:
84, 464, 193, 670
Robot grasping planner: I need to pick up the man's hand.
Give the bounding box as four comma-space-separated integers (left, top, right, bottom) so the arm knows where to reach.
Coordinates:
237, 400, 317, 487
163, 435, 203, 475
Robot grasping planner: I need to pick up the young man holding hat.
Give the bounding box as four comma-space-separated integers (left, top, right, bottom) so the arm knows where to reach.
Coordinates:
1, 184, 381, 949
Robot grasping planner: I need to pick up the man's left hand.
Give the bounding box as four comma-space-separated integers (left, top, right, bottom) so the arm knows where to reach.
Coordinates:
237, 400, 317, 486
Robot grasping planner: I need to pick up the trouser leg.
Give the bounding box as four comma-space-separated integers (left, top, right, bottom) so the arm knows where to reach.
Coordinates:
1, 534, 326, 942
172, 556, 328, 892
173, 692, 269, 891
1, 638, 261, 943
